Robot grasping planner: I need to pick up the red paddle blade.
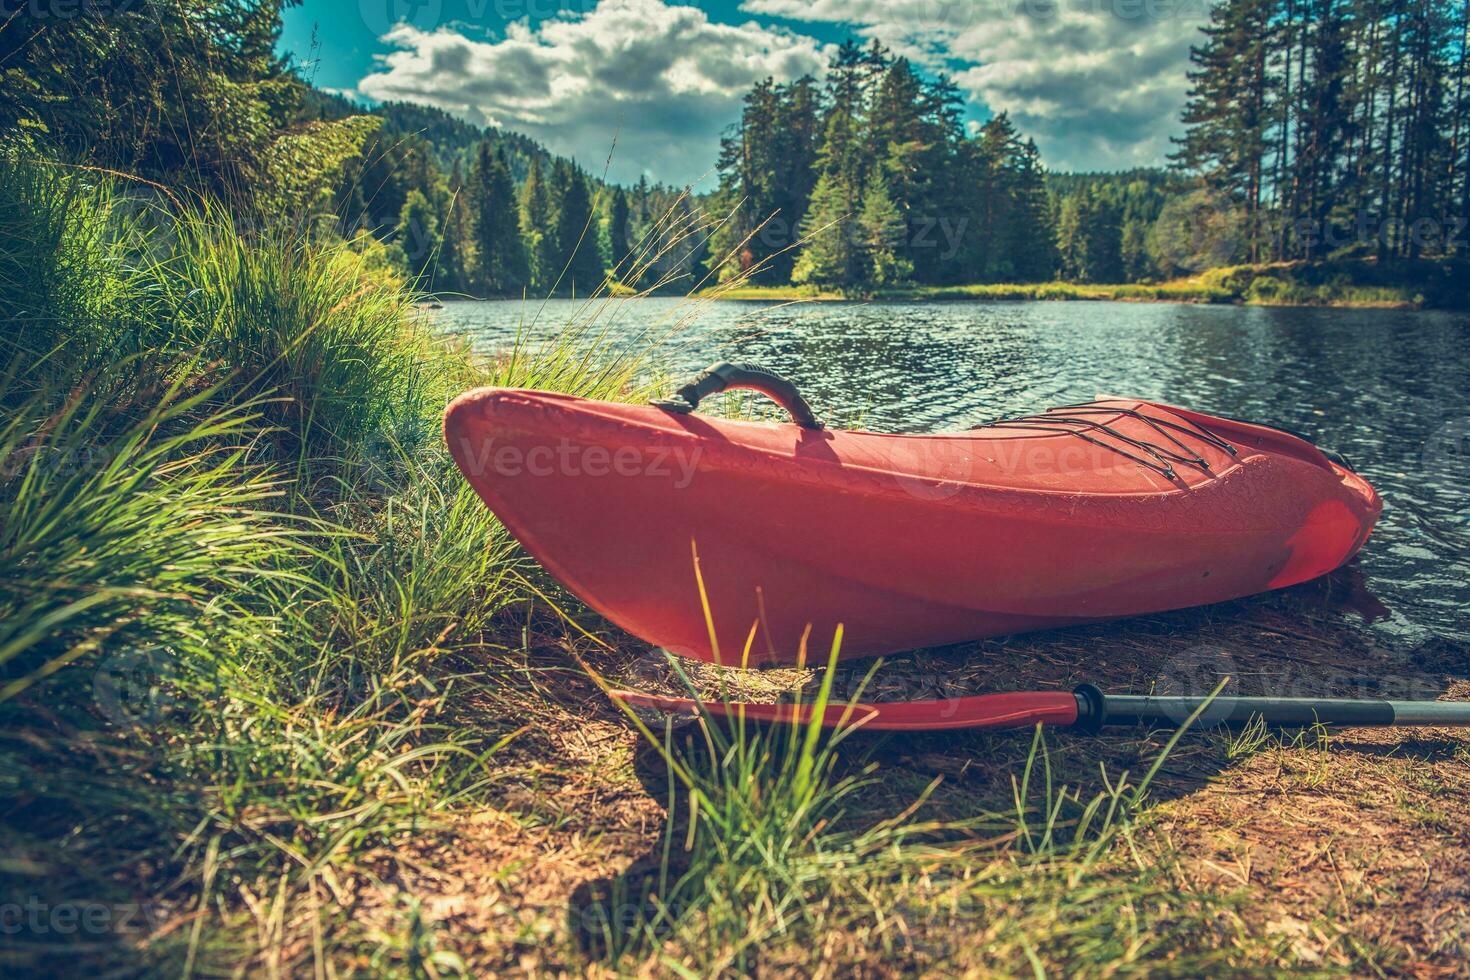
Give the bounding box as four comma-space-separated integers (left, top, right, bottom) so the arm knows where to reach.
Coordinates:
609, 689, 1080, 732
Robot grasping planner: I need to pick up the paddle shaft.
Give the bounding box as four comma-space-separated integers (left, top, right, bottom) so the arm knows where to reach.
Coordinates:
1076, 684, 1470, 730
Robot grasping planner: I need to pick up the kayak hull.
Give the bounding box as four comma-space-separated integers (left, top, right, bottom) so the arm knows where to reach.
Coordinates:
444, 390, 1381, 665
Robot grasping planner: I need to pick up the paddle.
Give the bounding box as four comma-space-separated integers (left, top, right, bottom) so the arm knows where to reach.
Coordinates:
610, 684, 1470, 733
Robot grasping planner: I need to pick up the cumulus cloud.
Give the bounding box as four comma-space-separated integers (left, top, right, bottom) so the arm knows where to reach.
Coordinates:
741, 0, 1207, 170
356, 0, 830, 185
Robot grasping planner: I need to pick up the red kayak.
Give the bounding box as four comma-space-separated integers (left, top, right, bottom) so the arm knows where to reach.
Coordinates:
444, 363, 1381, 666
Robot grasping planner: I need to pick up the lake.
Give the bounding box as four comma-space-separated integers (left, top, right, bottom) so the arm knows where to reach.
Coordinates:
438, 297, 1470, 661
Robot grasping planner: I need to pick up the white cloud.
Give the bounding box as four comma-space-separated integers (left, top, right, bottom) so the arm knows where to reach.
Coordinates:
356, 0, 830, 186
742, 0, 1207, 170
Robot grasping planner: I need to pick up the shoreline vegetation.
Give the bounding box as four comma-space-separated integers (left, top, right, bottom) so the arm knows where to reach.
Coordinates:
700, 258, 1470, 310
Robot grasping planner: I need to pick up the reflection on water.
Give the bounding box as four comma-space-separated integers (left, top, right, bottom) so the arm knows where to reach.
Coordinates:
438, 297, 1470, 648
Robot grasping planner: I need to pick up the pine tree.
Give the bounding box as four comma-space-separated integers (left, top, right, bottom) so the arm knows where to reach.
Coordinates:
1293, 0, 1355, 259
1055, 195, 1086, 281
815, 40, 885, 190
1121, 219, 1153, 280
390, 189, 442, 281
770, 75, 824, 277
707, 75, 827, 284
438, 159, 474, 292
792, 171, 864, 289
867, 60, 966, 282
860, 168, 912, 286
1171, 0, 1279, 261
519, 157, 557, 292
1010, 138, 1058, 281
550, 159, 606, 295
606, 186, 631, 278
1082, 193, 1125, 282
976, 114, 1023, 280
471, 142, 528, 295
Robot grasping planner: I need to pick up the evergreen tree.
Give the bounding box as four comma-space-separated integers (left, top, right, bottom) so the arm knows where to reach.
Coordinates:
438, 160, 474, 293
389, 189, 442, 280
471, 143, 528, 295
1290, 0, 1355, 259
606, 186, 631, 277
770, 76, 824, 276
1121, 218, 1153, 280
550, 159, 606, 295
1081, 193, 1126, 282
1011, 138, 1058, 281
0, 0, 298, 199
1171, 0, 1278, 260
708, 75, 826, 283
1055, 195, 1086, 280
792, 171, 864, 288
815, 40, 885, 189
519, 157, 558, 292
1168, 0, 1467, 263
860, 169, 912, 285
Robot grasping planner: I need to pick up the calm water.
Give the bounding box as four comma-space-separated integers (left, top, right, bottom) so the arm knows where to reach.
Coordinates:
438, 297, 1470, 648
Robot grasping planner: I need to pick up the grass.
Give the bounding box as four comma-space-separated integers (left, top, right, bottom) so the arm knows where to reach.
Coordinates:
573, 588, 1273, 975
3, 152, 1467, 976
707, 257, 1470, 309
0, 154, 654, 973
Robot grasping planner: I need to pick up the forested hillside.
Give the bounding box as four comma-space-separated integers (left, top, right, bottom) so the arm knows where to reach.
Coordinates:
0, 6, 705, 298
711, 0, 1470, 293
2, 0, 1466, 298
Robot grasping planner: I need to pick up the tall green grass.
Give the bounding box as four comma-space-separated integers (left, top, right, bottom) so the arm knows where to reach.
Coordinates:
0, 146, 806, 973
0, 153, 656, 974
148, 205, 438, 469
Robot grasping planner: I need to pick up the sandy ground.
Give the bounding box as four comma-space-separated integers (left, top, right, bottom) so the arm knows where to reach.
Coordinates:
336, 569, 1470, 975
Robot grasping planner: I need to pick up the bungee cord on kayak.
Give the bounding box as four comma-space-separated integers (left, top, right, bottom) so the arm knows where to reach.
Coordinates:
980, 404, 1235, 479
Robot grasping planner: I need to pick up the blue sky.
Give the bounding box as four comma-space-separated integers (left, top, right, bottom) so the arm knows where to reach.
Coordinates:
278, 0, 1209, 185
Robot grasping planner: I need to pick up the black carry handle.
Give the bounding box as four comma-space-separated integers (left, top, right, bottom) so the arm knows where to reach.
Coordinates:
652, 362, 823, 430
